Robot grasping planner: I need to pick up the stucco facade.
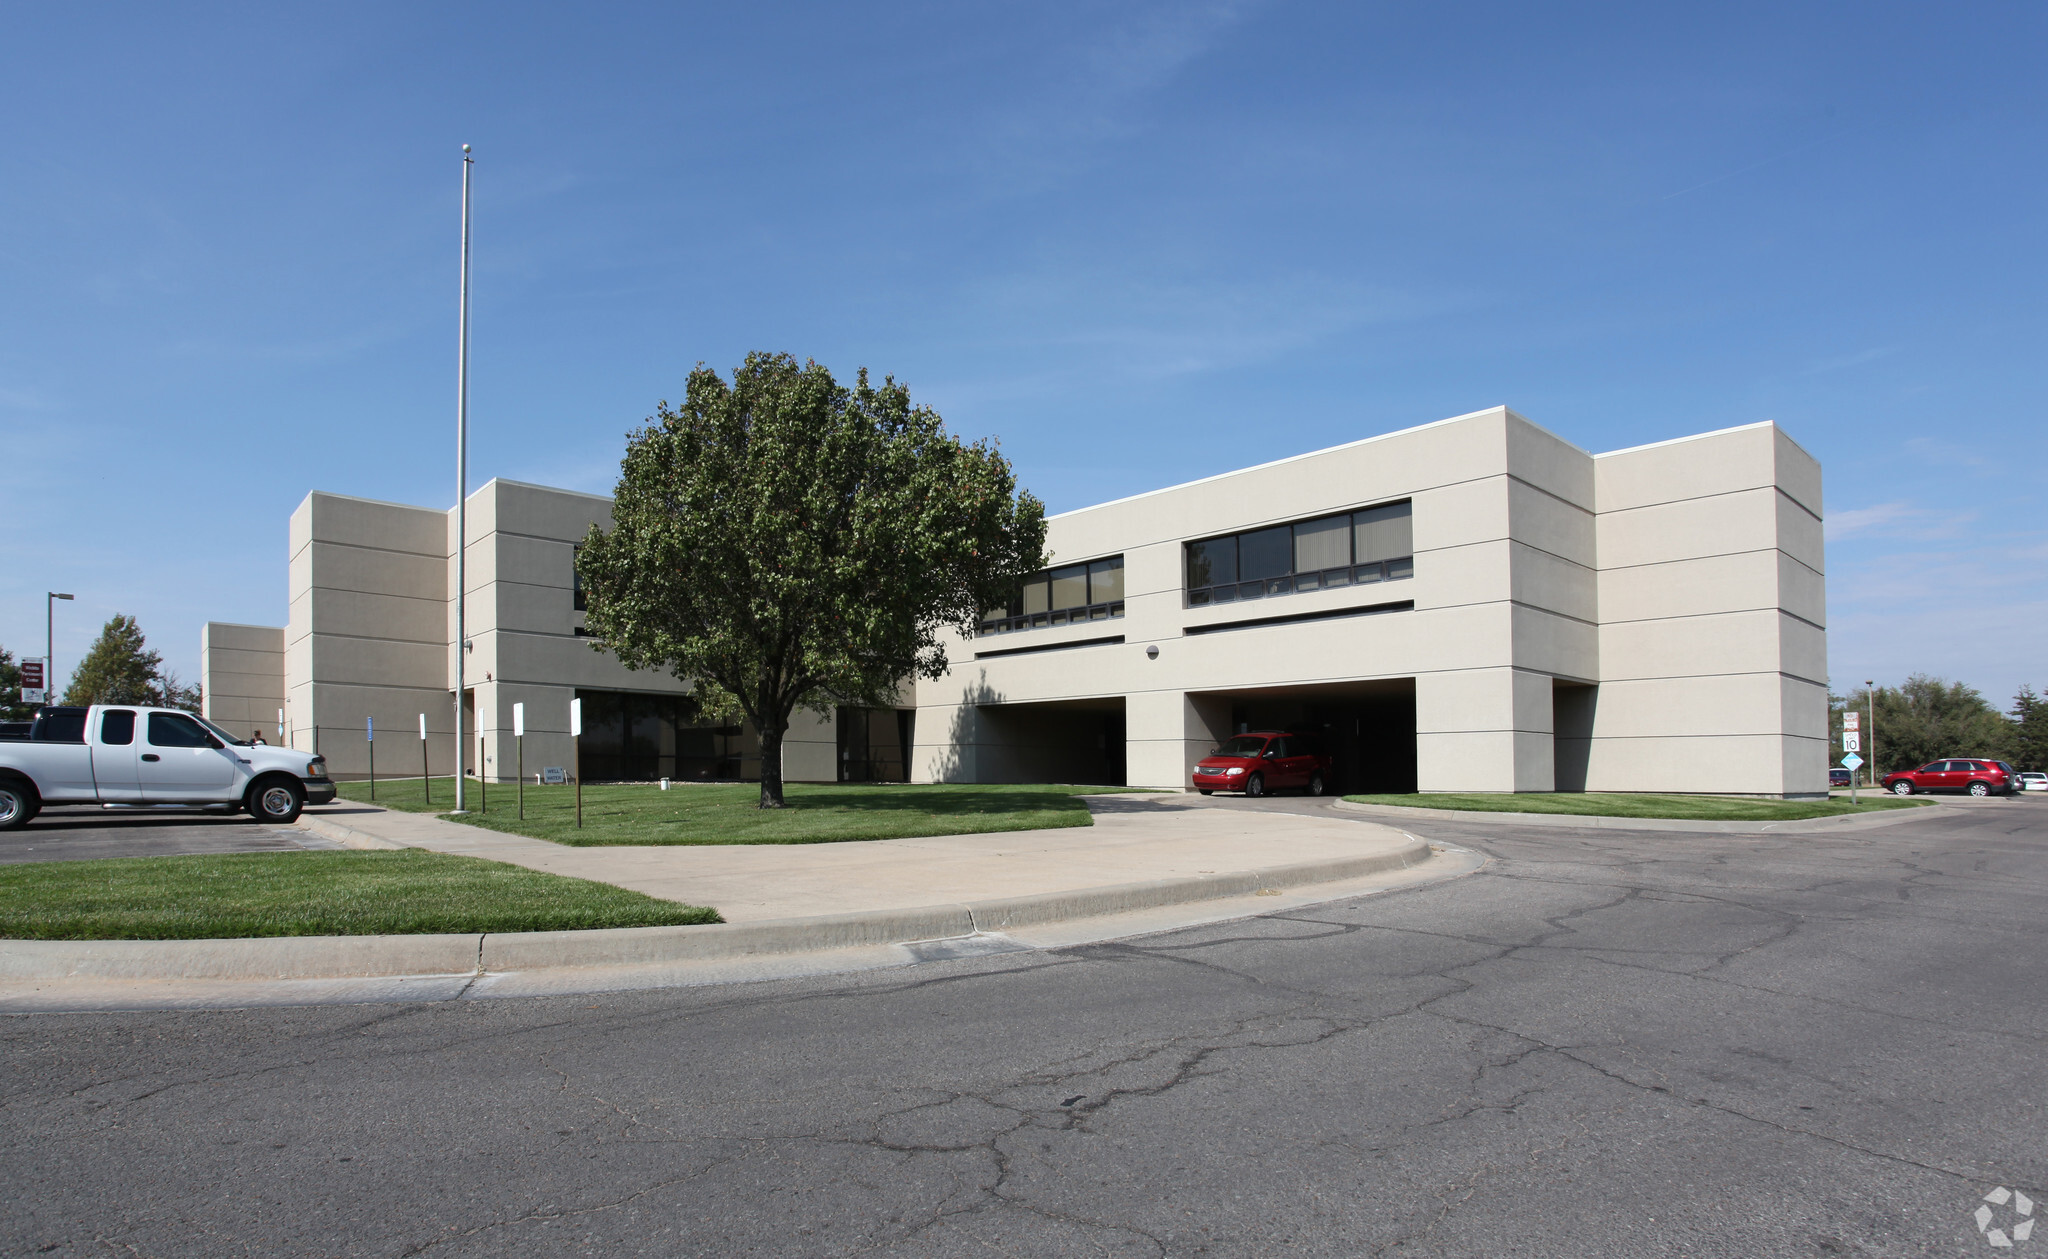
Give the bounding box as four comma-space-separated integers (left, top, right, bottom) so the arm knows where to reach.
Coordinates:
202, 407, 1827, 797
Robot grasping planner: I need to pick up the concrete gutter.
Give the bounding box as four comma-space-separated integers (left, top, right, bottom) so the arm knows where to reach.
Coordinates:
1331, 797, 1944, 834
0, 837, 1431, 985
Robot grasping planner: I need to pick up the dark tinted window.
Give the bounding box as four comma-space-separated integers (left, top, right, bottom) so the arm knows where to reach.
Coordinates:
1216, 735, 1268, 757
1187, 537, 1237, 587
35, 710, 86, 743
147, 713, 215, 748
1269, 736, 1291, 758
1237, 526, 1293, 581
100, 710, 136, 745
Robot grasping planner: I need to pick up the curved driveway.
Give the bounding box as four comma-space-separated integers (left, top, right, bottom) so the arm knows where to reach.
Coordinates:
7, 796, 2044, 1256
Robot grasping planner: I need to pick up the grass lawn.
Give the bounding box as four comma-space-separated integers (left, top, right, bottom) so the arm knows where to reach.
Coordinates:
0, 849, 720, 941
335, 777, 1118, 846
1340, 792, 1928, 821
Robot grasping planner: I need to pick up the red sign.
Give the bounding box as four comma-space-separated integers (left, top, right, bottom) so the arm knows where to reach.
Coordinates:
19, 659, 43, 690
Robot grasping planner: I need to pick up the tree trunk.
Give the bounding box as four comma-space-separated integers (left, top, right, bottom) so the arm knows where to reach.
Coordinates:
757, 717, 788, 809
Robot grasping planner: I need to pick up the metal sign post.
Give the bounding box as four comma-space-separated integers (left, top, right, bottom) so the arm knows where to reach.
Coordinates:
570, 697, 583, 830
367, 717, 376, 801
419, 713, 430, 805
513, 702, 525, 820
1842, 752, 1865, 803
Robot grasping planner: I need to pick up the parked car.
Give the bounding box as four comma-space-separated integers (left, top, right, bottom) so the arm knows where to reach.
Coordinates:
1192, 731, 1333, 797
1880, 759, 2022, 798
0, 705, 336, 830
1829, 768, 1853, 788
2020, 772, 2048, 793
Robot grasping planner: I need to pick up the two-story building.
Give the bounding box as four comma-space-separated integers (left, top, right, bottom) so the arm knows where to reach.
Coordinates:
202, 406, 1828, 797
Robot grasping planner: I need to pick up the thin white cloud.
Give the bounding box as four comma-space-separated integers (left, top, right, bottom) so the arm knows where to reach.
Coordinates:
1823, 500, 1975, 542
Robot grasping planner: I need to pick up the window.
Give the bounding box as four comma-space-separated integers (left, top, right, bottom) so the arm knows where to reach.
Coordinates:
979, 556, 1126, 635
100, 710, 135, 745
572, 546, 587, 611
147, 712, 215, 748
1186, 500, 1413, 607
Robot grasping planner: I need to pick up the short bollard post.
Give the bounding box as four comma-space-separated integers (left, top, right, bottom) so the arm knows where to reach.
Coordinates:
419, 713, 430, 805
367, 717, 376, 802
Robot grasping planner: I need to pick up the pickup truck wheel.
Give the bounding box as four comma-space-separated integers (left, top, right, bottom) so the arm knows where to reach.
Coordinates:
248, 777, 306, 824
0, 780, 38, 831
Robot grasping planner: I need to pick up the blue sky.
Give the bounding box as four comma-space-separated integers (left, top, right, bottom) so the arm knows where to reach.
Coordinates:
2, 2, 2041, 707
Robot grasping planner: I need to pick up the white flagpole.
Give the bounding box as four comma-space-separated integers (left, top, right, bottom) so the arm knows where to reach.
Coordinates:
453, 144, 473, 813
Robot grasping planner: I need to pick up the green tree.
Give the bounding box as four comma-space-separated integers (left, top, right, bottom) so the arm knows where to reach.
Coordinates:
2010, 685, 2048, 772
1860, 675, 2013, 774
578, 352, 1048, 808
59, 615, 202, 711
0, 646, 34, 722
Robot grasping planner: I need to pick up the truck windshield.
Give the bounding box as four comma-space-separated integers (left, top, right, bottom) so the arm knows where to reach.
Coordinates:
194, 716, 252, 746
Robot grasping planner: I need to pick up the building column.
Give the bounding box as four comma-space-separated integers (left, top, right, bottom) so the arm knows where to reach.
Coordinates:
1124, 690, 1228, 791
1416, 668, 1555, 793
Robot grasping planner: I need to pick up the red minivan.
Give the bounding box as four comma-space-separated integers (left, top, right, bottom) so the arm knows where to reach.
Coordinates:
1192, 731, 1334, 797
1881, 759, 2022, 797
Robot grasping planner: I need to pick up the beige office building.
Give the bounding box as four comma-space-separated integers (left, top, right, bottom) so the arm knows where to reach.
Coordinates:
203, 407, 1828, 797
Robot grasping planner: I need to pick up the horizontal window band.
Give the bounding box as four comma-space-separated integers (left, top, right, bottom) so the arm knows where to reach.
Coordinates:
1183, 600, 1415, 636
975, 634, 1126, 660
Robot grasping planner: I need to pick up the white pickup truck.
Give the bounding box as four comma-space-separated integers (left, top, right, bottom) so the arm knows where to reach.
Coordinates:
0, 705, 337, 830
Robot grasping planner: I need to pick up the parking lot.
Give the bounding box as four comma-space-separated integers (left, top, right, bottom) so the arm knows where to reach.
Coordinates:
0, 809, 331, 864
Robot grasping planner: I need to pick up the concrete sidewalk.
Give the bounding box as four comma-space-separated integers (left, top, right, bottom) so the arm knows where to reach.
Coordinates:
296, 793, 1426, 921
0, 796, 1467, 1010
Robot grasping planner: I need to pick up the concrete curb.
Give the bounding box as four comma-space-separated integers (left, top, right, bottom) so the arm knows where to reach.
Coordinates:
1330, 797, 1941, 834
0, 838, 1432, 983
297, 814, 411, 850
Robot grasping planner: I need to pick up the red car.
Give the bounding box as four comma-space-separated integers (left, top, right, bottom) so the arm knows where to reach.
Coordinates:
1881, 759, 2022, 797
1193, 731, 1333, 797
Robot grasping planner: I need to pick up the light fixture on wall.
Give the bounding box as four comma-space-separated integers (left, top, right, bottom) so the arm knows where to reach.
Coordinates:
1145, 645, 1159, 659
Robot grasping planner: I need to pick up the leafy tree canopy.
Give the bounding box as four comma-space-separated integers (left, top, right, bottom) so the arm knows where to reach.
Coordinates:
2010, 685, 2048, 773
59, 615, 202, 711
1840, 675, 2014, 774
0, 647, 34, 722
578, 353, 1048, 807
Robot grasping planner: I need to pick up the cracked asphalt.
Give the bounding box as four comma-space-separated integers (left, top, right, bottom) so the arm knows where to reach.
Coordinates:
6, 798, 2044, 1257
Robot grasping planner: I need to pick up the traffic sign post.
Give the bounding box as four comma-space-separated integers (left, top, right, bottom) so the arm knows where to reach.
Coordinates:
367, 717, 375, 801
419, 713, 430, 804
513, 702, 525, 821
570, 698, 583, 829
1842, 752, 1865, 803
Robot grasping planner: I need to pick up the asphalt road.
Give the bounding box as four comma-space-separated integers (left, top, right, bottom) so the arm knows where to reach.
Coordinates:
0, 809, 320, 864
6, 798, 2045, 1257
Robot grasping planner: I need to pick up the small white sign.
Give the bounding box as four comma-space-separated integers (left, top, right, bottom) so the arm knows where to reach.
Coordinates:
513, 702, 525, 738
366, 717, 374, 742
541, 766, 567, 785
1842, 731, 1860, 752
1842, 710, 1860, 730
570, 697, 582, 738
418, 713, 427, 740
1841, 752, 1864, 771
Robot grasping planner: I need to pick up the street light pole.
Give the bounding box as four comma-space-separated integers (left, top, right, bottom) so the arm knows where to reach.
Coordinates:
46, 592, 73, 703
1865, 679, 1876, 788
453, 144, 473, 814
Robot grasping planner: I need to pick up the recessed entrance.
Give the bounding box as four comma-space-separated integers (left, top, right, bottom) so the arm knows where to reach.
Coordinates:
969, 696, 1127, 786
1194, 678, 1416, 794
